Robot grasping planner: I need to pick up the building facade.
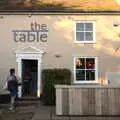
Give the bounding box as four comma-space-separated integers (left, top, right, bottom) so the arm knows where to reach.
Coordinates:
0, 13, 120, 97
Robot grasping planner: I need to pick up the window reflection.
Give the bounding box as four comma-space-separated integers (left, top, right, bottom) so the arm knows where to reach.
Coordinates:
86, 70, 95, 81
86, 58, 95, 69
75, 57, 96, 81
76, 70, 85, 81
76, 58, 85, 69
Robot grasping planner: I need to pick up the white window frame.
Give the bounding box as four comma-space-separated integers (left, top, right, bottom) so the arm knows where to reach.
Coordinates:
73, 56, 98, 84
74, 21, 96, 43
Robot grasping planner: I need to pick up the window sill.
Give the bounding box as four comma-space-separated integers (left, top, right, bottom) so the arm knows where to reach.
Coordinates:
74, 41, 96, 44
73, 81, 99, 84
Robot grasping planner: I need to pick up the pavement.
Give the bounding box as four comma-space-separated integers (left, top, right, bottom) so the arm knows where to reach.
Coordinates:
0, 98, 120, 120
31, 104, 120, 120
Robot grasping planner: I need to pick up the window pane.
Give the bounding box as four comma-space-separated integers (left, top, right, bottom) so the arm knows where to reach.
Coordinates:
76, 58, 85, 69
76, 23, 84, 31
86, 58, 95, 69
85, 23, 93, 31
86, 70, 95, 81
76, 70, 85, 81
85, 32, 93, 41
76, 32, 84, 41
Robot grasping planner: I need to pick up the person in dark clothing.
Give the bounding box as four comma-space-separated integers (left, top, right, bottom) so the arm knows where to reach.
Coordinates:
24, 71, 31, 95
7, 68, 18, 110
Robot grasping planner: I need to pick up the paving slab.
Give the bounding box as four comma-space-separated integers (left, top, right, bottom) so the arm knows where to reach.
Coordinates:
1, 99, 120, 120
31, 104, 120, 120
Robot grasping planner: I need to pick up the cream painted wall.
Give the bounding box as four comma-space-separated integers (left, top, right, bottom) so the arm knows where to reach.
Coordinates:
0, 14, 120, 88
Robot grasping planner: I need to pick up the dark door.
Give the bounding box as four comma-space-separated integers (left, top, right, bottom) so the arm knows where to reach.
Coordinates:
22, 60, 38, 96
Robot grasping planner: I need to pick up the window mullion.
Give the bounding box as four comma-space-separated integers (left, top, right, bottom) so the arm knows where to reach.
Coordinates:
85, 58, 86, 81
84, 23, 85, 41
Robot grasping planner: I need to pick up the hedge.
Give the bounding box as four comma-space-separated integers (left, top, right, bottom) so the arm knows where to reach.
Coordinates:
41, 68, 71, 105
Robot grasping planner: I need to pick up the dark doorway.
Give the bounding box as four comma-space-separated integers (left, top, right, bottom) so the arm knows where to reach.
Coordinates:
22, 60, 38, 97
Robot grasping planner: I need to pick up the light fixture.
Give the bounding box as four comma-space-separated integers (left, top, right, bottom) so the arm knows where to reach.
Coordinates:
28, 14, 32, 18
115, 47, 120, 52
54, 53, 61, 58
0, 16, 4, 19
113, 21, 120, 27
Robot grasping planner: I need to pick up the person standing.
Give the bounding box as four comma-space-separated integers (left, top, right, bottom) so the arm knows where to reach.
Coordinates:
7, 68, 18, 110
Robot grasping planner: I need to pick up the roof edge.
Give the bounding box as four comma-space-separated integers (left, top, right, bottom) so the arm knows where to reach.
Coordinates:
0, 10, 120, 15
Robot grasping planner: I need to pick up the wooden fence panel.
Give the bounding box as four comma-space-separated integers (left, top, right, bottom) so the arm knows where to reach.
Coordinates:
55, 85, 120, 115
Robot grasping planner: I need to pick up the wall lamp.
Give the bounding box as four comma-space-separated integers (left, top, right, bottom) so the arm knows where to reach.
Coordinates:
0, 16, 4, 19
54, 53, 62, 58
113, 22, 120, 27
115, 47, 120, 52
28, 14, 32, 18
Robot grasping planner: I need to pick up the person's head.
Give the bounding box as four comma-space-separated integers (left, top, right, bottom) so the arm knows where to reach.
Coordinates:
10, 68, 15, 75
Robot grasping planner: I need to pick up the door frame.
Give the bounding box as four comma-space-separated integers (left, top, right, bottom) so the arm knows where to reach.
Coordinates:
15, 46, 44, 98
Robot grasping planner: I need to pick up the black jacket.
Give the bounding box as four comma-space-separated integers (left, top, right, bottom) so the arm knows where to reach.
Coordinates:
7, 76, 18, 93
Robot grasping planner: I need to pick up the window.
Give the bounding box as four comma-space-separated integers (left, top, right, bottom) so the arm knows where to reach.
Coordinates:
74, 21, 96, 43
74, 57, 98, 83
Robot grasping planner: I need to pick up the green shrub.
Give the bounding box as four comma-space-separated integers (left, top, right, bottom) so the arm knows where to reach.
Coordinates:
41, 68, 71, 105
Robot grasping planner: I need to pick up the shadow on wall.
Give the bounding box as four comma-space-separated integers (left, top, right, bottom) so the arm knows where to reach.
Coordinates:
0, 0, 120, 11
52, 16, 120, 84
